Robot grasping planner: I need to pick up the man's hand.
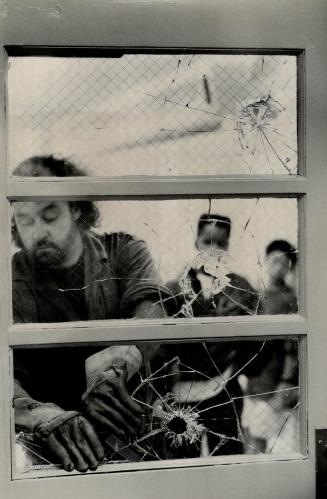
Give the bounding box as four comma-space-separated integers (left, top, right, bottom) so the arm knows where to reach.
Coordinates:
14, 390, 104, 472
44, 414, 104, 472
81, 364, 142, 438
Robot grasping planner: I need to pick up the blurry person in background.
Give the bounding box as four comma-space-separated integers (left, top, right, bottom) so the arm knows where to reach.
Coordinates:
261, 239, 298, 314
166, 213, 260, 317
161, 214, 277, 457
242, 239, 299, 453
12, 155, 171, 472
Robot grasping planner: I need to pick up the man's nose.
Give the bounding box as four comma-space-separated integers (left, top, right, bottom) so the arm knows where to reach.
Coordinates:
32, 221, 49, 241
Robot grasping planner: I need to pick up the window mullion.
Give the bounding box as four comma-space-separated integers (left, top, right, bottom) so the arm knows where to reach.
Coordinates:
7, 176, 307, 200
9, 316, 307, 347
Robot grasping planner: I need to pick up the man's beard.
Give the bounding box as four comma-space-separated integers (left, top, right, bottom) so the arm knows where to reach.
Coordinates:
29, 240, 67, 268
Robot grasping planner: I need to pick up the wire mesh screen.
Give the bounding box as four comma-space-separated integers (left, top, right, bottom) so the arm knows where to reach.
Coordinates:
8, 54, 298, 176
11, 197, 298, 322
14, 338, 300, 474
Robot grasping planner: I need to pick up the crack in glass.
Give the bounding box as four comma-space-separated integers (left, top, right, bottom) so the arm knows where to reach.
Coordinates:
15, 338, 300, 472
8, 54, 298, 176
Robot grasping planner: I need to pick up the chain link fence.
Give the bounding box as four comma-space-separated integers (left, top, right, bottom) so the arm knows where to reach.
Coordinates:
96, 197, 299, 302
8, 54, 297, 176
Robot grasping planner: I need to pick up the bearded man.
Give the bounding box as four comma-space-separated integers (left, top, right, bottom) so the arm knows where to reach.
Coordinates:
12, 155, 170, 472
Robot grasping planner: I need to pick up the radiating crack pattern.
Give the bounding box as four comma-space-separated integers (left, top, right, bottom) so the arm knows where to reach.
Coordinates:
15, 338, 300, 471
9, 54, 298, 176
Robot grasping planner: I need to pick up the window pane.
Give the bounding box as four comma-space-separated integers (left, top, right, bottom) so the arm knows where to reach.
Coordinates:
13, 338, 301, 476
8, 54, 298, 176
11, 197, 299, 323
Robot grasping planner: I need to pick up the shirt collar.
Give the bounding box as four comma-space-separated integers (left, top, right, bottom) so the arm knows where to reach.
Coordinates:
82, 231, 107, 263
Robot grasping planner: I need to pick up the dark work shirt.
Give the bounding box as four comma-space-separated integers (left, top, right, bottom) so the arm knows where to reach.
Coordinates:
13, 231, 171, 407
50, 256, 87, 321
13, 231, 168, 323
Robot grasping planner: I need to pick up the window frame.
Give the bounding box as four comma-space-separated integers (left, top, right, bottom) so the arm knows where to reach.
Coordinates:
1, 1, 327, 498
5, 46, 308, 477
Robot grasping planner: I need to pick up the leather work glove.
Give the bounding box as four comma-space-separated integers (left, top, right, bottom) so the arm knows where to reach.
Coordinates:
81, 363, 143, 438
81, 346, 143, 439
14, 397, 104, 472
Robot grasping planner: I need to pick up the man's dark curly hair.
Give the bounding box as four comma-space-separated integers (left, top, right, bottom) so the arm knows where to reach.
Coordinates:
12, 155, 101, 243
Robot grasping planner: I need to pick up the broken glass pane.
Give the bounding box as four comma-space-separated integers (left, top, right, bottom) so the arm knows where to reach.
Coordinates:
11, 197, 299, 323
8, 54, 298, 176
13, 338, 301, 475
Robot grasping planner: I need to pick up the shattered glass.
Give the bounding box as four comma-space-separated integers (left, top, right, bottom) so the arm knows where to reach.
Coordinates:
235, 94, 296, 174
9, 52, 302, 478
14, 337, 301, 474
11, 197, 299, 322
8, 54, 298, 176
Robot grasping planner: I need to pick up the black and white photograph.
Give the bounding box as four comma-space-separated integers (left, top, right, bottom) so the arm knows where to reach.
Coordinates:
9, 53, 300, 475
0, 2, 326, 499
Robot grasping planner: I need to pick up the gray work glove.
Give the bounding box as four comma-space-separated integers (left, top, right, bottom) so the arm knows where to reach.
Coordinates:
81, 363, 143, 438
14, 398, 104, 472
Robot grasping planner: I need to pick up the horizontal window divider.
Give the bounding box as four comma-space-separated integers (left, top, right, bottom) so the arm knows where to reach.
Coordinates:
9, 315, 307, 347
6, 46, 304, 57
7, 176, 307, 200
